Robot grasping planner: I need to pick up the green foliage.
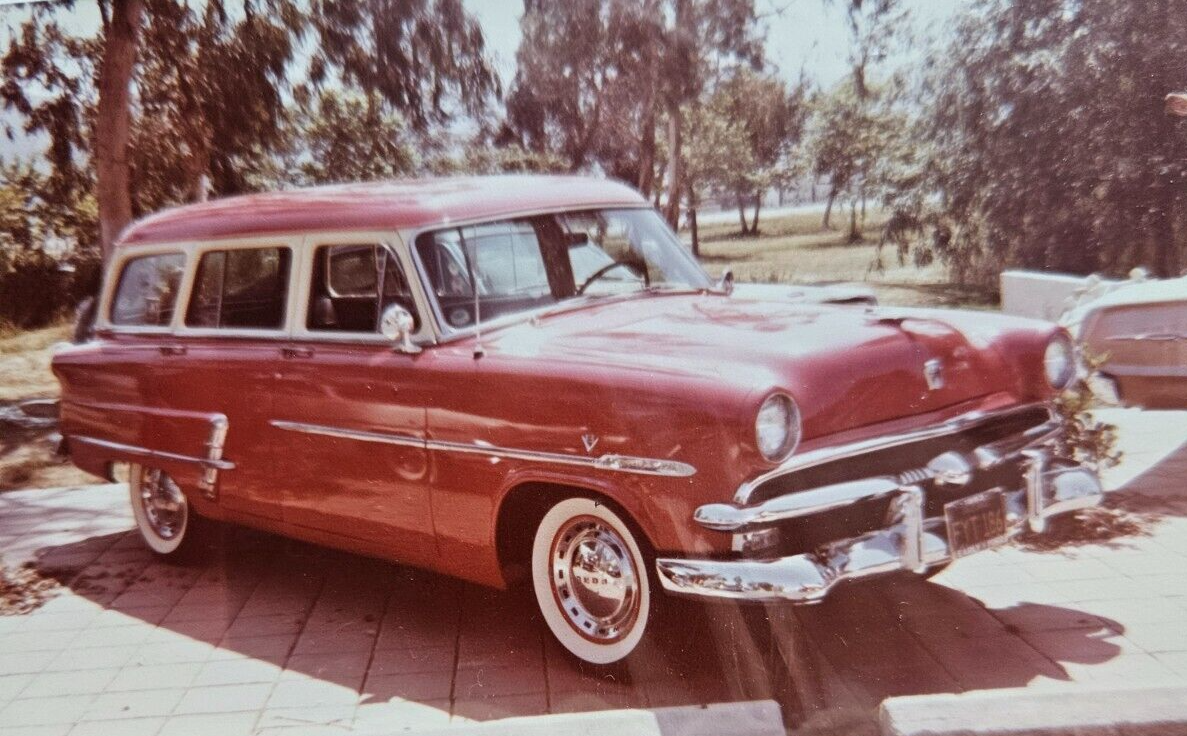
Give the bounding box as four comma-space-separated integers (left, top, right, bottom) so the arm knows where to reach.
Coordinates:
809, 80, 912, 238
309, 0, 498, 130
502, 0, 764, 189
0, 248, 72, 330
282, 90, 419, 186
0, 12, 98, 209
0, 164, 99, 330
130, 0, 305, 210
705, 68, 806, 232
1053, 352, 1122, 470
903, 0, 1187, 286
1, 0, 498, 256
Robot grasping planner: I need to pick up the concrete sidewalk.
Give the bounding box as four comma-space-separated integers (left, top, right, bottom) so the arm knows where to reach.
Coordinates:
0, 409, 1185, 735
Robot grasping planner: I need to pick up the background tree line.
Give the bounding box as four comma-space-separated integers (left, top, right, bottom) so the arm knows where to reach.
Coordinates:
3, 0, 1187, 330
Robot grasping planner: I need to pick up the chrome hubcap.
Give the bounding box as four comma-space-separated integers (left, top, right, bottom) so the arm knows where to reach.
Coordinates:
550, 517, 639, 642
139, 468, 185, 540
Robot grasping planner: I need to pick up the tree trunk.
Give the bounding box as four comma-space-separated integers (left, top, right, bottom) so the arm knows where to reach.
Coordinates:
751, 191, 762, 235
636, 53, 658, 198
192, 173, 209, 203
94, 0, 144, 261
823, 186, 837, 229
688, 194, 700, 258
662, 101, 683, 229
848, 200, 861, 243
737, 194, 750, 234
637, 106, 657, 197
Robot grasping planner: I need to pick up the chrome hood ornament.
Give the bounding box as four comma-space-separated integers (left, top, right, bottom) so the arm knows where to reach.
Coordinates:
924, 358, 945, 391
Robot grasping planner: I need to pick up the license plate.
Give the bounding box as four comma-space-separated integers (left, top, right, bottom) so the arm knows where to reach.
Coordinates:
944, 489, 1009, 558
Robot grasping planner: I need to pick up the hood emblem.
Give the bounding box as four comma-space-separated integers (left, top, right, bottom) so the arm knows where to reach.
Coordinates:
924, 359, 945, 391
581, 433, 600, 453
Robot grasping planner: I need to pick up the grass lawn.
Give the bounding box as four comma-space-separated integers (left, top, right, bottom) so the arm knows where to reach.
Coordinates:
688, 208, 998, 309
0, 209, 987, 493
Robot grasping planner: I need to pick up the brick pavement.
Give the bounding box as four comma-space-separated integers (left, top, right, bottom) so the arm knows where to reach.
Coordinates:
0, 408, 1184, 735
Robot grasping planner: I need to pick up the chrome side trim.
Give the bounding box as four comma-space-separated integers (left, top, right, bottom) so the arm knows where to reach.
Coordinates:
428, 440, 697, 477
657, 455, 1104, 603
696, 477, 902, 532
733, 403, 1055, 504
269, 420, 697, 478
65, 405, 232, 500
592, 454, 697, 478
270, 420, 424, 448
71, 436, 236, 472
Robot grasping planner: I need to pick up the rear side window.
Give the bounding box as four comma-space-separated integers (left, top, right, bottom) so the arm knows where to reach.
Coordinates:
186, 247, 291, 329
110, 253, 186, 326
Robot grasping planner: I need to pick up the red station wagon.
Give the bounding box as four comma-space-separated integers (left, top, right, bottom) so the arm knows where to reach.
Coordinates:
53, 176, 1104, 665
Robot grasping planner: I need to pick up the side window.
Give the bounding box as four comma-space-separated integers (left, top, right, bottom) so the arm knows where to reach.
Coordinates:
186, 247, 291, 329
307, 244, 418, 333
110, 253, 186, 326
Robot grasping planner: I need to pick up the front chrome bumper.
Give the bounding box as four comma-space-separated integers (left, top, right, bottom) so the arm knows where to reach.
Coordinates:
654, 450, 1103, 603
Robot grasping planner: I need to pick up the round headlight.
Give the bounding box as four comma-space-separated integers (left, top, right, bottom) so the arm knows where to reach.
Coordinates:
1044, 334, 1076, 390
756, 393, 801, 462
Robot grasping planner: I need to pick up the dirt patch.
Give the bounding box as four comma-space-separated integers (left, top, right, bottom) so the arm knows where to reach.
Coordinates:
0, 419, 98, 492
0, 561, 63, 615
1015, 500, 1159, 552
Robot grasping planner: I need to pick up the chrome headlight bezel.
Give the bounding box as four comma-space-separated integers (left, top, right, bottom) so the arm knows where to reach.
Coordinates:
755, 393, 802, 462
1044, 333, 1076, 391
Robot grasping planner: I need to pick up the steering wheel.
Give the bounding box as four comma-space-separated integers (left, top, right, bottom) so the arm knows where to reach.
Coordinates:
575, 259, 650, 295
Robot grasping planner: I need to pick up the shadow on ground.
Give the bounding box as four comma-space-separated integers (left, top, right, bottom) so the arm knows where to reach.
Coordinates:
13, 514, 1126, 734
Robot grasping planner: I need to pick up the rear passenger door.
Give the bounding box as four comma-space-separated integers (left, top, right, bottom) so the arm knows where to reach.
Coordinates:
161, 240, 297, 521
269, 235, 436, 566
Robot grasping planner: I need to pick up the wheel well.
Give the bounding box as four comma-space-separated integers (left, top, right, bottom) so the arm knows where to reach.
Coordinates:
494, 482, 649, 589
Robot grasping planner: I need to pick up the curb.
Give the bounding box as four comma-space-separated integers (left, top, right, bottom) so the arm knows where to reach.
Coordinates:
880, 684, 1187, 736
359, 700, 786, 736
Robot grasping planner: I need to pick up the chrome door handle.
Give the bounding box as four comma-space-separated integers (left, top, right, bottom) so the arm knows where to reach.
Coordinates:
281, 346, 314, 359
159, 345, 187, 356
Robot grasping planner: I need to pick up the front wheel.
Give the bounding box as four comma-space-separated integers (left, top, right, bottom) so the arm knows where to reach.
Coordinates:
531, 497, 652, 666
129, 464, 216, 562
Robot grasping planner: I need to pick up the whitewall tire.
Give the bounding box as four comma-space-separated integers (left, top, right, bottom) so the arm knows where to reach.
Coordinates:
531, 497, 652, 665
129, 464, 193, 557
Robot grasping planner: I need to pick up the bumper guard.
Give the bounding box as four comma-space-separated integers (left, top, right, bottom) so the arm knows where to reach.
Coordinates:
655, 450, 1103, 602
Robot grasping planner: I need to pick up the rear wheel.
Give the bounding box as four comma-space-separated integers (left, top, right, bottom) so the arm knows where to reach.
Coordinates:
128, 464, 216, 562
531, 497, 652, 666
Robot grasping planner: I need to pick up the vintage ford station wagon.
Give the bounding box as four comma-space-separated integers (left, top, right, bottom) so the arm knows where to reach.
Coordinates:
54, 176, 1104, 665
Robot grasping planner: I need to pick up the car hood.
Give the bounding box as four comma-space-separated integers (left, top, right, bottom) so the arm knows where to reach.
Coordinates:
484, 293, 1010, 438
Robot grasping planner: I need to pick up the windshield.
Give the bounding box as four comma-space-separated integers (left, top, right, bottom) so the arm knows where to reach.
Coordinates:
414, 207, 711, 330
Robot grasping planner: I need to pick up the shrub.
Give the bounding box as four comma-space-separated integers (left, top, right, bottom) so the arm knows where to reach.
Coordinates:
0, 247, 100, 330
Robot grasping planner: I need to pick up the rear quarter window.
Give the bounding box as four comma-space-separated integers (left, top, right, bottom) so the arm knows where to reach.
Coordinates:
109, 253, 186, 327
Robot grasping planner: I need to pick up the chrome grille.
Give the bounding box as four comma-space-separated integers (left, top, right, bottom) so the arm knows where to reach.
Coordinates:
744, 404, 1055, 506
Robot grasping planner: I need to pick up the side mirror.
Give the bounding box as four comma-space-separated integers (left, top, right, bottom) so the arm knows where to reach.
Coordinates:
718, 268, 735, 296
380, 304, 421, 354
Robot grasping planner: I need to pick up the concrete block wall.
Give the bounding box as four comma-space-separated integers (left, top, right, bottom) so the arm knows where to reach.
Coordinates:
1000, 270, 1112, 320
